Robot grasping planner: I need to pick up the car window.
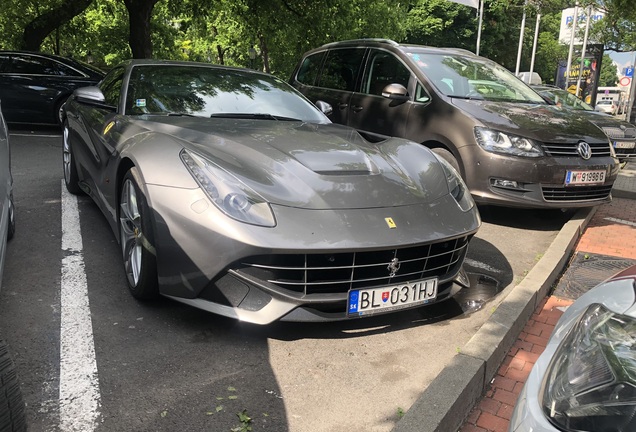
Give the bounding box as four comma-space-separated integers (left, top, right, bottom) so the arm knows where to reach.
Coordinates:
541, 88, 594, 111
363, 51, 411, 96
7, 54, 59, 75
99, 68, 125, 107
317, 48, 364, 92
54, 61, 83, 77
414, 83, 431, 103
296, 52, 325, 86
406, 50, 546, 104
0, 54, 10, 73
124, 65, 328, 123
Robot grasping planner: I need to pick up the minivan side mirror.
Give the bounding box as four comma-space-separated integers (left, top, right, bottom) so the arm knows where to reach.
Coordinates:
381, 83, 410, 101
315, 100, 333, 116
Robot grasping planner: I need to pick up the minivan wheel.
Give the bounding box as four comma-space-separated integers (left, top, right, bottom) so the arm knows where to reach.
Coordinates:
432, 148, 461, 177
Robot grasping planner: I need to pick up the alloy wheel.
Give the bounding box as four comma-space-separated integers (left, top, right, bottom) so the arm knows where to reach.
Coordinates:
120, 179, 143, 287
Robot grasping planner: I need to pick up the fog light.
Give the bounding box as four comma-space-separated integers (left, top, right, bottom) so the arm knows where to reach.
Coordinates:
491, 179, 520, 189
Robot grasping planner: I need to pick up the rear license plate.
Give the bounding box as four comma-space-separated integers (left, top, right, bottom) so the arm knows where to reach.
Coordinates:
614, 141, 636, 149
565, 170, 605, 186
347, 278, 438, 317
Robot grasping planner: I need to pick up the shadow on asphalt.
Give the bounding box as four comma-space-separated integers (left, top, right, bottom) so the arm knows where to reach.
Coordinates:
477, 204, 576, 231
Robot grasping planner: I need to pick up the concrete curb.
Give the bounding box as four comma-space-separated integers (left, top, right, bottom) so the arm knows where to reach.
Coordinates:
391, 206, 597, 432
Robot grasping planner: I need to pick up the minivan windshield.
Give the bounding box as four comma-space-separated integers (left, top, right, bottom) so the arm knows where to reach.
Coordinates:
406, 51, 547, 104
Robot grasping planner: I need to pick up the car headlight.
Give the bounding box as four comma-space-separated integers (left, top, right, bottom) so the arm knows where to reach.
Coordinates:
434, 154, 475, 212
475, 127, 544, 157
541, 304, 636, 432
180, 149, 276, 227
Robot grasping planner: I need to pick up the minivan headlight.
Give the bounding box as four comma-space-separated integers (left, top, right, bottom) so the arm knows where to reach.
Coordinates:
541, 304, 636, 431
475, 127, 544, 157
180, 149, 276, 227
434, 154, 474, 212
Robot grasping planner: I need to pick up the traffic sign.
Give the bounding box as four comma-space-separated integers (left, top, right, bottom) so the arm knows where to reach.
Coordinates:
620, 76, 631, 86
626, 66, 634, 78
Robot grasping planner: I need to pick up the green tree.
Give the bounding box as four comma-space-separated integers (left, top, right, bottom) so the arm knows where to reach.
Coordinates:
588, 0, 636, 53
598, 53, 619, 86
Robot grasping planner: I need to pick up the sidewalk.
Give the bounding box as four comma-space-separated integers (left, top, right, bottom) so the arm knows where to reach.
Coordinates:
391, 162, 636, 432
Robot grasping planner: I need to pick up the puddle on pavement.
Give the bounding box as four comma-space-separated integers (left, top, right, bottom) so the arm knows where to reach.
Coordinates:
455, 272, 503, 314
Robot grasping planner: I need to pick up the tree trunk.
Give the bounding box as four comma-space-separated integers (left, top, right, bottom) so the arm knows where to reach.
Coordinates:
259, 34, 270, 73
21, 0, 94, 51
123, 0, 160, 59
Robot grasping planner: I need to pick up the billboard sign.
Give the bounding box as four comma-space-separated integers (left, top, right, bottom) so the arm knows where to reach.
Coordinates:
555, 44, 604, 106
559, 7, 605, 44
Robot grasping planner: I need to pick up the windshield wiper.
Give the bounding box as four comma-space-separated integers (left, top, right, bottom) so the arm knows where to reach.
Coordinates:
166, 112, 201, 117
209, 113, 301, 121
448, 95, 485, 101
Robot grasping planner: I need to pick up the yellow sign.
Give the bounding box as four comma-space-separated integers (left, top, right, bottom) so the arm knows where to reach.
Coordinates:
385, 217, 397, 229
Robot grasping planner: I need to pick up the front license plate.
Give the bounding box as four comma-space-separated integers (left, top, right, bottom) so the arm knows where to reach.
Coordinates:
565, 170, 605, 186
614, 141, 636, 149
347, 278, 438, 317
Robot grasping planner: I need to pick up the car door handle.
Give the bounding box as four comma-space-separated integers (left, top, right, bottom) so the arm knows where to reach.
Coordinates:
351, 105, 363, 112
338, 103, 349, 110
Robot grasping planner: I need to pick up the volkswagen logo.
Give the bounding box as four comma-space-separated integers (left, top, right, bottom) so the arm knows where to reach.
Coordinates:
387, 258, 400, 278
577, 141, 592, 160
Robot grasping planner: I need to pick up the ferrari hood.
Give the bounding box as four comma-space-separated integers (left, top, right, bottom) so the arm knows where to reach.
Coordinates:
451, 99, 610, 143
132, 117, 451, 210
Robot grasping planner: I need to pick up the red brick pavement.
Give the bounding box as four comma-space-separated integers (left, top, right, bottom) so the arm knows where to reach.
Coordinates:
459, 198, 636, 432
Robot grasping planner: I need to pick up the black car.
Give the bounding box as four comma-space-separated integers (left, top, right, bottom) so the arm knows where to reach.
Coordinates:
0, 51, 104, 125
532, 84, 636, 161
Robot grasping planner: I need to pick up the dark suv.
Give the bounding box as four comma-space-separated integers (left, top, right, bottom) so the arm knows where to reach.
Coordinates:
0, 51, 104, 125
290, 39, 620, 209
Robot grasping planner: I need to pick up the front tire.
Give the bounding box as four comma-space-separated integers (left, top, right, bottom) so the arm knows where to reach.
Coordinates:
62, 122, 83, 195
119, 169, 158, 299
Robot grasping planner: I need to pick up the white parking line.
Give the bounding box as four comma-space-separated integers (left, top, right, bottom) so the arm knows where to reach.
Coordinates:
60, 181, 101, 431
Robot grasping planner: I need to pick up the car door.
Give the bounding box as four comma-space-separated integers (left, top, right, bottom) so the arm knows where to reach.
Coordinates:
300, 48, 365, 126
0, 53, 62, 123
0, 53, 95, 124
347, 49, 413, 140
71, 67, 124, 200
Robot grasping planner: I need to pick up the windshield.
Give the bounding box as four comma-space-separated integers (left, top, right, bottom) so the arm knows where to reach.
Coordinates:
125, 64, 329, 123
406, 51, 546, 104
536, 87, 594, 111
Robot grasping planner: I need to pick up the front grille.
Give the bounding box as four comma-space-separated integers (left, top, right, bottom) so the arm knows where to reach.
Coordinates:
602, 126, 636, 139
542, 185, 613, 202
614, 146, 636, 158
238, 236, 471, 295
541, 142, 611, 158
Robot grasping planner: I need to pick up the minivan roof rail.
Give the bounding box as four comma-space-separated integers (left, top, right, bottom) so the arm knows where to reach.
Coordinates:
320, 39, 399, 48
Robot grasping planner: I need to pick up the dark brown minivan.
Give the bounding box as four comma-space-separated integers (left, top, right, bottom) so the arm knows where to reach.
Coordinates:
290, 39, 620, 208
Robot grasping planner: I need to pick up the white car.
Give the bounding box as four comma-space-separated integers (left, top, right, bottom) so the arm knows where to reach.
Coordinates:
595, 100, 618, 115
509, 265, 636, 431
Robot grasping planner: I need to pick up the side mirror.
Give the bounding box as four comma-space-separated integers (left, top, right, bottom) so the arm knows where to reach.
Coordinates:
381, 83, 410, 101
74, 86, 106, 104
315, 100, 333, 116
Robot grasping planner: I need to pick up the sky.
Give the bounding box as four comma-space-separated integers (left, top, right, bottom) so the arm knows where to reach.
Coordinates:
609, 51, 635, 76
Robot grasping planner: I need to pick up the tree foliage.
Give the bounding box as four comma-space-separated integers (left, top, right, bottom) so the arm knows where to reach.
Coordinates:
0, 0, 633, 86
